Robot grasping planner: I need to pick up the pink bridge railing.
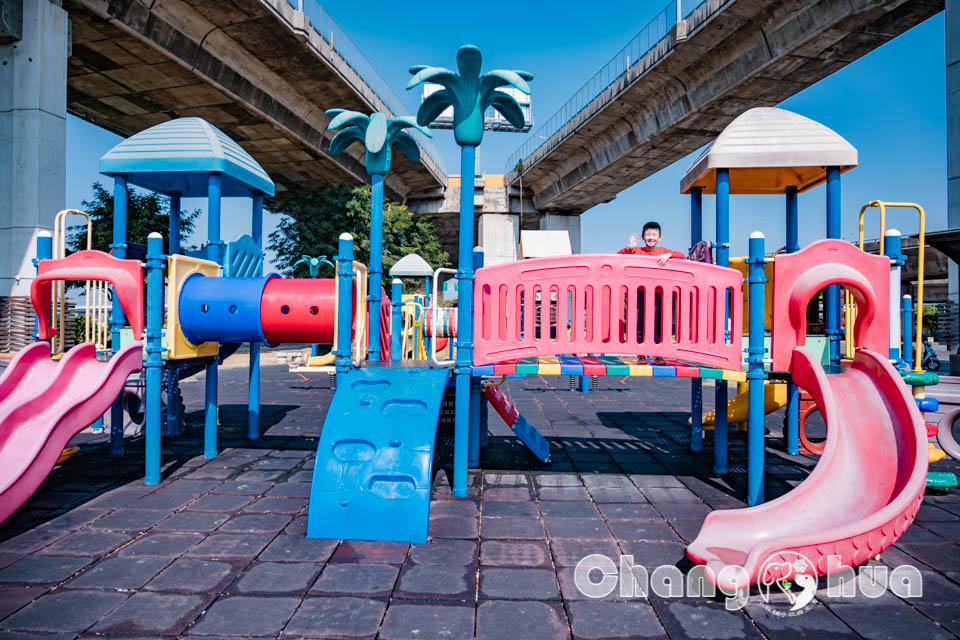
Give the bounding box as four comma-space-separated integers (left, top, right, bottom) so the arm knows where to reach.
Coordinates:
473, 254, 744, 369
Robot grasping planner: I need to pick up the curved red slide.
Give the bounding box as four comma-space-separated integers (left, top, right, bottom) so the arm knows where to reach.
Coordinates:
686, 347, 927, 589
0, 342, 143, 525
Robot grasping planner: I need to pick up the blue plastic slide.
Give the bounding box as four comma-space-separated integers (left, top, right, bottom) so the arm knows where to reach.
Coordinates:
307, 364, 450, 543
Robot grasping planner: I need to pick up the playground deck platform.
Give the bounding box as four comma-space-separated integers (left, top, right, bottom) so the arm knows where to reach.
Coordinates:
0, 363, 959, 639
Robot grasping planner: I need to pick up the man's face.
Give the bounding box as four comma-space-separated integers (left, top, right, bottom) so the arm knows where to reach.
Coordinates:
642, 228, 660, 248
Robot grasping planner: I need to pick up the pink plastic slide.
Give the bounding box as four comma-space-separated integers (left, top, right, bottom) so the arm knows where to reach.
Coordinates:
0, 342, 143, 525
686, 347, 927, 589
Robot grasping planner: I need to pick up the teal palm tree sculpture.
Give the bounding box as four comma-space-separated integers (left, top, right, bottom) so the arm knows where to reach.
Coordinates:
325, 109, 431, 360
407, 45, 532, 497
293, 254, 334, 279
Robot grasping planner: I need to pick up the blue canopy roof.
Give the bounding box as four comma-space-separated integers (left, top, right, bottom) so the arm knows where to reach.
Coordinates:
99, 118, 275, 197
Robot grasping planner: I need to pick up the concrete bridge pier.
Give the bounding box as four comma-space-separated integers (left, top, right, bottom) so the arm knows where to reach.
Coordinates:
410, 176, 585, 267
949, 0, 958, 230
539, 213, 581, 254
947, 0, 958, 359
1, 0, 67, 298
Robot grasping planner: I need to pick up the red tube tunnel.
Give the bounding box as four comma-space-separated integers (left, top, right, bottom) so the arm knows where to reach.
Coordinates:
260, 278, 344, 345
259, 278, 391, 359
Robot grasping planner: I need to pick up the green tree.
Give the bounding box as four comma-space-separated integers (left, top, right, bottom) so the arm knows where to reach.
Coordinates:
267, 184, 449, 279
68, 182, 199, 255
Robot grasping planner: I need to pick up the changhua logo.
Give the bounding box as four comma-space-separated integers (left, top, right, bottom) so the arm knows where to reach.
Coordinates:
574, 553, 923, 613
756, 552, 822, 616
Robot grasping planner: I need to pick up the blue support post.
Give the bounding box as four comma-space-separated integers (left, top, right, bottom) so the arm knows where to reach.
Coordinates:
110, 176, 128, 456
690, 186, 703, 249
203, 355, 219, 459
714, 170, 730, 473
903, 295, 914, 367
691, 381, 703, 452
468, 247, 483, 468
479, 385, 489, 448
424, 275, 432, 355
248, 193, 263, 441
825, 166, 842, 367
144, 233, 164, 484
335, 234, 355, 373
453, 145, 477, 498
165, 368, 179, 436
715, 172, 730, 268
169, 193, 181, 255
33, 233, 52, 339
207, 174, 223, 264
884, 230, 904, 363
690, 186, 703, 452
391, 278, 403, 362
785, 383, 799, 456
203, 173, 223, 459
785, 187, 799, 253
784, 186, 800, 455
746, 232, 767, 505
163, 193, 182, 438
368, 174, 385, 360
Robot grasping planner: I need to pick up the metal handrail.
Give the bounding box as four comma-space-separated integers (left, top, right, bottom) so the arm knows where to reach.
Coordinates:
856, 201, 926, 371
351, 261, 367, 367
431, 268, 456, 366
504, 0, 709, 175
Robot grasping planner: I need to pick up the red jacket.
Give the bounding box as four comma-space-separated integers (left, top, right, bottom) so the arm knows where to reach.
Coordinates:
617, 245, 686, 259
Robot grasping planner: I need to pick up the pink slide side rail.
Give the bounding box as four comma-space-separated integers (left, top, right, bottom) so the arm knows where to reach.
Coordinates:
771, 239, 890, 370
473, 254, 744, 369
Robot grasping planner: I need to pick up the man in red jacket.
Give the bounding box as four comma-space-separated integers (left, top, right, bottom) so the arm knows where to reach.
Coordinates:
617, 222, 685, 363
617, 221, 687, 265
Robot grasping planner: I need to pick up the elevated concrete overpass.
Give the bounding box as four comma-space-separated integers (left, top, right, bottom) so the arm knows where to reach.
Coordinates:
506, 0, 943, 214
65, 0, 446, 201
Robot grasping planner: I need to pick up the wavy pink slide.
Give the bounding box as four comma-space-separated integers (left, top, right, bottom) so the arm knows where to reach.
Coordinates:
686, 347, 927, 589
0, 342, 143, 525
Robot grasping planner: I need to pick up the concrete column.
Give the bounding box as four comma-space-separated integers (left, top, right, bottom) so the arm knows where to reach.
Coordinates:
539, 214, 581, 253
0, 0, 67, 297
478, 213, 518, 265
948, 0, 959, 231
948, 0, 959, 364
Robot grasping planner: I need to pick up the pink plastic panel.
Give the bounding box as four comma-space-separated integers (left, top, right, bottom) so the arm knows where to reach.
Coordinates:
473, 254, 744, 369
771, 239, 890, 370
33, 250, 144, 341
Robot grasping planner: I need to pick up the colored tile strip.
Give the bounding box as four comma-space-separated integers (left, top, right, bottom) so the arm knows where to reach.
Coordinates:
473, 356, 746, 381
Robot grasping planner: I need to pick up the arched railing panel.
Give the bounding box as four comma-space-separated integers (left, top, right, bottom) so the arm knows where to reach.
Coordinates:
771, 239, 891, 370
473, 255, 744, 369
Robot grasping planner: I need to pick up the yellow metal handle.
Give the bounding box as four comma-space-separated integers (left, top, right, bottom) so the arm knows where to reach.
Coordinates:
857, 201, 926, 371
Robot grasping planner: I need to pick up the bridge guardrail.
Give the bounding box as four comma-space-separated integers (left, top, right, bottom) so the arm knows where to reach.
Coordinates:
503, 0, 708, 176
285, 0, 447, 176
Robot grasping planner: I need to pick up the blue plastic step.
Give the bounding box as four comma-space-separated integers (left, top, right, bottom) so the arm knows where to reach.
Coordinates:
307, 365, 451, 543
511, 414, 551, 463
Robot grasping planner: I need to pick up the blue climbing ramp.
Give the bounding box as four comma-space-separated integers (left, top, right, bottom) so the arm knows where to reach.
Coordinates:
307, 364, 451, 543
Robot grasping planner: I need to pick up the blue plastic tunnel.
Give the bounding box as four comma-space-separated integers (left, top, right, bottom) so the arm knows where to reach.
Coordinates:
179, 274, 276, 345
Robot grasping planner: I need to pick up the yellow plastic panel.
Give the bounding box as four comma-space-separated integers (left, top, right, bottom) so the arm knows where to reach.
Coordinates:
167, 255, 221, 360
730, 256, 773, 332
721, 369, 747, 382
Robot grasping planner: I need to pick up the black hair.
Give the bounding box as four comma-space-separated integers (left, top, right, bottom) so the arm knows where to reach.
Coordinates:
642, 221, 661, 234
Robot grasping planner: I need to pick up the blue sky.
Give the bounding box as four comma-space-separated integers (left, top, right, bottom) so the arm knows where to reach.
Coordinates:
66, 2, 947, 266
